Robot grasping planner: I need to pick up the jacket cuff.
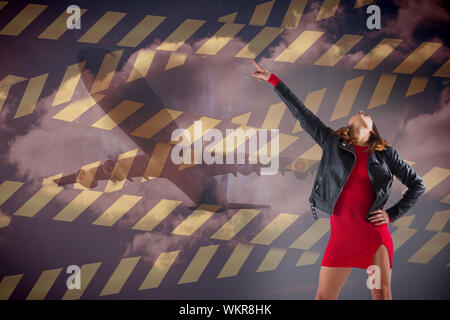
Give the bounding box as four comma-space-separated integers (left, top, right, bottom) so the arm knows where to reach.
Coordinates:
268, 73, 280, 87
386, 206, 396, 223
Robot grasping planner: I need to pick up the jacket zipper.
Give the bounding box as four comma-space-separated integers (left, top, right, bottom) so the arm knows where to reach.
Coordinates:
315, 165, 326, 191
331, 145, 355, 215
311, 165, 327, 219
310, 165, 326, 219
310, 144, 354, 220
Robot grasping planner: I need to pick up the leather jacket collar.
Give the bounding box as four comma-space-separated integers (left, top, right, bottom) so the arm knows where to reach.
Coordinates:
339, 141, 380, 166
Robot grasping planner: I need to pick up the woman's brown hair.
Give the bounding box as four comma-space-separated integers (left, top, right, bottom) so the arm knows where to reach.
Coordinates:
332, 121, 390, 153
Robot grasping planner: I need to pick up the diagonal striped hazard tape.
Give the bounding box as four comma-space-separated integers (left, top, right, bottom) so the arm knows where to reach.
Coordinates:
0, 1, 372, 40
3, 48, 443, 232
0, 164, 448, 265
0, 44, 439, 160
0, 146, 448, 228
1, 190, 449, 300
0, 26, 443, 125
0, 69, 434, 169
2, 172, 448, 238
51, 105, 301, 177
0, 223, 448, 299
0, 182, 449, 283
390, 214, 450, 264
1, 0, 448, 300
231, 71, 433, 153
0, 2, 448, 79
0, 50, 309, 179
0, 56, 446, 233
0, 67, 436, 146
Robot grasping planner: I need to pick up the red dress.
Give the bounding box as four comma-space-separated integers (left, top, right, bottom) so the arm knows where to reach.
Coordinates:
267, 74, 393, 269
320, 143, 393, 269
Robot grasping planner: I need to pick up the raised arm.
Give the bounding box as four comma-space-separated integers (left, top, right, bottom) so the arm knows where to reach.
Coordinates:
383, 146, 426, 222
250, 59, 333, 148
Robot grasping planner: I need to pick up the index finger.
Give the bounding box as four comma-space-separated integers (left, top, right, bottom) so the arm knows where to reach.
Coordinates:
251, 59, 262, 69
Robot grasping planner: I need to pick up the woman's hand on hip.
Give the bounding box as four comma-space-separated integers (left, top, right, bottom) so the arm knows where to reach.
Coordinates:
368, 209, 390, 225
250, 59, 271, 81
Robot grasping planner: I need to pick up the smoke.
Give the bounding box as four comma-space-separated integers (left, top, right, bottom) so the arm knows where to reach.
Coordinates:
2, 0, 448, 264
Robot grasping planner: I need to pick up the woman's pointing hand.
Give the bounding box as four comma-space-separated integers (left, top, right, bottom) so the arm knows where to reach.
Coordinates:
250, 59, 271, 81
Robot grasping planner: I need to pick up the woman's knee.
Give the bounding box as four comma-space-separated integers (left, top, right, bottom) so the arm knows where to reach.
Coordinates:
315, 290, 338, 300
316, 267, 351, 300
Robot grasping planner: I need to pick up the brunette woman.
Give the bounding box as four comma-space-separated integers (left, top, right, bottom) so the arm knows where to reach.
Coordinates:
250, 59, 426, 300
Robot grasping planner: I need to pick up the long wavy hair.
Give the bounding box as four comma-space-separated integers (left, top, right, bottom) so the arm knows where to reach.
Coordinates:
332, 121, 390, 153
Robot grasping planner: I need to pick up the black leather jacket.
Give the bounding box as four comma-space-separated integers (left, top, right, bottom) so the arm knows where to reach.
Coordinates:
272, 78, 426, 223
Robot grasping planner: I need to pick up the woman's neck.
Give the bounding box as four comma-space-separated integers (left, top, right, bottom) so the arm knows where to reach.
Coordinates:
351, 127, 370, 146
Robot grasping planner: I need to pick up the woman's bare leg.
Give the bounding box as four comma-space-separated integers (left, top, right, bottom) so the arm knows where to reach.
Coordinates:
369, 244, 392, 300
315, 266, 352, 300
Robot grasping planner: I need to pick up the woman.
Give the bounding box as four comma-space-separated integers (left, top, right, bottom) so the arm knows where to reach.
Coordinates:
250, 59, 426, 300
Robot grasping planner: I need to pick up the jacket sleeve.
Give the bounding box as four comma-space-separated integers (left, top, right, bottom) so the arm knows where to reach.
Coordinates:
384, 146, 426, 222
271, 76, 334, 148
